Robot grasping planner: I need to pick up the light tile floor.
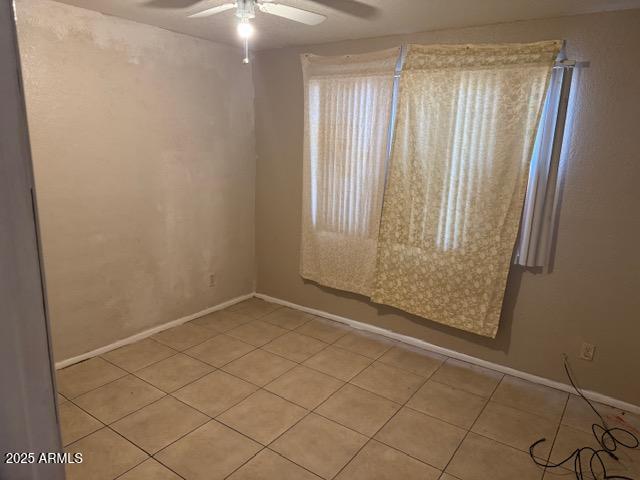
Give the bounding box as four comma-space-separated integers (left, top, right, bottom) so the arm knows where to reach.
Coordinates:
57, 298, 640, 480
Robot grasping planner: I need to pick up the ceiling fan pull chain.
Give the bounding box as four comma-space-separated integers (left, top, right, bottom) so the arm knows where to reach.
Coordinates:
243, 37, 250, 64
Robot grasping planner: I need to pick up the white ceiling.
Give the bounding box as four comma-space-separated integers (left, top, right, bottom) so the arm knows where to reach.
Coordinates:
54, 0, 640, 50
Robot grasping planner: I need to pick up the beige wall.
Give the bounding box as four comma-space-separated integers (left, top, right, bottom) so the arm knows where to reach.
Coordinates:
253, 10, 640, 405
16, 0, 256, 361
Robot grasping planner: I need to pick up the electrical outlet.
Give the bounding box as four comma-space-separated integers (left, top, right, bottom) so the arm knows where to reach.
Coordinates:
579, 342, 596, 361
208, 273, 216, 288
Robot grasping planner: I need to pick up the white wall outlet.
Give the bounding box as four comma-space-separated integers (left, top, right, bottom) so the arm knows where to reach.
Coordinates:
579, 342, 596, 361
208, 273, 216, 288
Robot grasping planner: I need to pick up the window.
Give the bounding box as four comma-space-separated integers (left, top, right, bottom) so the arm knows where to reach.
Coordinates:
307, 74, 389, 237
300, 43, 571, 303
300, 48, 399, 296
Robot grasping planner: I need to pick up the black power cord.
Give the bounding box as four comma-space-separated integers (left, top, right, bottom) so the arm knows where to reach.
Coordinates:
529, 355, 639, 479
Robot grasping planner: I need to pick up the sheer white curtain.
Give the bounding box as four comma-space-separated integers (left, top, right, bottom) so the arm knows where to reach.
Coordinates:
372, 41, 561, 337
300, 48, 400, 296
515, 66, 571, 267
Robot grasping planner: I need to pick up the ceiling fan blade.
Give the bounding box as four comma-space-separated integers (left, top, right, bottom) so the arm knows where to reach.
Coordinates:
188, 2, 236, 18
144, 0, 204, 8
307, 0, 377, 19
258, 3, 326, 25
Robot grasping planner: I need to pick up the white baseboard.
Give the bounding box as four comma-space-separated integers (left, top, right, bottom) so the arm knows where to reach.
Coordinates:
55, 293, 254, 370
255, 292, 640, 415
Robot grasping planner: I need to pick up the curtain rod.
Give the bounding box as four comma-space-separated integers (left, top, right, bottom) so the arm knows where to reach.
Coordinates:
393, 60, 590, 78
393, 59, 588, 76
554, 60, 589, 69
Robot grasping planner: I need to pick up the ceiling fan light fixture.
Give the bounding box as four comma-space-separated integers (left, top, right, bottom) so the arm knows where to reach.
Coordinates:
237, 19, 255, 38
183, 0, 328, 63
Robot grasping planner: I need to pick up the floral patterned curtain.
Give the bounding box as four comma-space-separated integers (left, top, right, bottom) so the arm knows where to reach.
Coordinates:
371, 41, 561, 337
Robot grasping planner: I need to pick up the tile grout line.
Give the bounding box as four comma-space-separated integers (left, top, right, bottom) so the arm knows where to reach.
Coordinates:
150, 302, 288, 357
130, 358, 215, 395
166, 311, 345, 398
354, 355, 459, 474
108, 433, 187, 480
175, 341, 313, 421
437, 372, 562, 479
266, 448, 326, 479
60, 300, 581, 480
216, 322, 353, 478
67, 345, 201, 402
334, 349, 457, 476
67, 384, 530, 476
437, 373, 502, 478
61, 301, 384, 478
112, 451, 187, 479
140, 305, 293, 477
70, 390, 209, 453
266, 340, 397, 416
167, 365, 319, 476
61, 324, 223, 400
67, 309, 443, 477
113, 356, 557, 480
172, 312, 298, 368
102, 336, 180, 370
483, 374, 569, 462
67, 322, 504, 425
214, 316, 381, 478
219, 448, 267, 480
540, 393, 571, 479
60, 405, 110, 448
105, 395, 235, 477
176, 309, 341, 370
145, 309, 353, 478
100, 354, 213, 398
62, 306, 413, 400
225, 320, 292, 347
425, 358, 571, 444
58, 367, 129, 402
329, 351, 438, 479
152, 334, 219, 356
67, 357, 226, 458
101, 426, 152, 478
66, 370, 171, 425
205, 314, 484, 396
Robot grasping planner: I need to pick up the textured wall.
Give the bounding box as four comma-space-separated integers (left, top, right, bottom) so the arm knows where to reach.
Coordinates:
16, 0, 256, 361
252, 10, 640, 404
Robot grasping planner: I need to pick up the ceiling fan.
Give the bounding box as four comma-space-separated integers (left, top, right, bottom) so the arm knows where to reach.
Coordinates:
191, 0, 327, 25
145, 0, 377, 63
